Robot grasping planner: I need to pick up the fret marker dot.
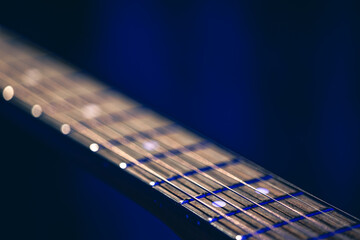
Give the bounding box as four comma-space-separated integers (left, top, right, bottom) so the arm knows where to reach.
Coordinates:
149, 181, 156, 186
255, 187, 269, 195
22, 68, 42, 86
31, 104, 42, 118
236, 235, 243, 240
61, 124, 71, 135
2, 86, 14, 101
89, 143, 99, 152
119, 162, 127, 169
143, 140, 159, 151
82, 104, 101, 119
212, 200, 226, 208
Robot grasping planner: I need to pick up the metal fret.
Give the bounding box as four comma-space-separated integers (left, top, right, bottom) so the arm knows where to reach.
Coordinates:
1, 29, 359, 240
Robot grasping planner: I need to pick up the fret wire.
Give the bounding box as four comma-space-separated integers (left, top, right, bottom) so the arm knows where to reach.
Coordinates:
19, 62, 320, 238
0, 63, 254, 238
2, 55, 332, 238
1, 33, 358, 238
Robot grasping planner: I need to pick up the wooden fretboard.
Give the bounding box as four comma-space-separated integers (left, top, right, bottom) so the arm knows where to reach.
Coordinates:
0, 28, 359, 240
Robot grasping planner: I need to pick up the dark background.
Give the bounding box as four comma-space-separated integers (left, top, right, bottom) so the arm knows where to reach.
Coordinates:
1, 1, 359, 239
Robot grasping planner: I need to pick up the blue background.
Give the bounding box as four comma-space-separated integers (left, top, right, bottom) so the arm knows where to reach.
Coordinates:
1, 1, 359, 239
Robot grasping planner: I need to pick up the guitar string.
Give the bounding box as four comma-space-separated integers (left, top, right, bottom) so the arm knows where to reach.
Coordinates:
6, 51, 344, 235
0, 58, 309, 239
36, 64, 342, 233
11, 59, 332, 237
1, 31, 358, 240
0, 72, 256, 237
12, 47, 345, 229
45, 59, 354, 231
0, 55, 354, 238
3, 28, 359, 240
0, 42, 352, 236
6, 60, 304, 239
0, 40, 290, 236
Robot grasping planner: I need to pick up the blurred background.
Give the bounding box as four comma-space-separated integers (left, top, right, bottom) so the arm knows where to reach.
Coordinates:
1, 0, 359, 239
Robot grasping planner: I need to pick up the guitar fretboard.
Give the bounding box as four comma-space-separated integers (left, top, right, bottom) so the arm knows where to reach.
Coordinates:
0, 29, 359, 240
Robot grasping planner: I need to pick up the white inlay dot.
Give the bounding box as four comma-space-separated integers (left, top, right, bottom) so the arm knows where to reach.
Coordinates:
236, 235, 243, 240
82, 104, 101, 119
119, 162, 127, 169
212, 200, 226, 208
31, 104, 42, 118
149, 181, 156, 186
89, 143, 99, 152
2, 85, 14, 101
22, 68, 42, 86
255, 187, 269, 195
61, 124, 71, 135
142, 140, 159, 151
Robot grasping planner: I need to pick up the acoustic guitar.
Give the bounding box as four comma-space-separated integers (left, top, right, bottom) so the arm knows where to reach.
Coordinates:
0, 28, 359, 240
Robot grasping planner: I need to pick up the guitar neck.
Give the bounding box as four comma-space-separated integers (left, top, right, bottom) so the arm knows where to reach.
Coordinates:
0, 28, 359, 240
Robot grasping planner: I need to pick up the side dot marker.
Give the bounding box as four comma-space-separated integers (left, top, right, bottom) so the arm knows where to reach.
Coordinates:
61, 124, 71, 135
31, 104, 42, 118
119, 162, 127, 169
2, 86, 14, 101
89, 143, 99, 152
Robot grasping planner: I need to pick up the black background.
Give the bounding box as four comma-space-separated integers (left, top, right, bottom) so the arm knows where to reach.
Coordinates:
1, 1, 360, 239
